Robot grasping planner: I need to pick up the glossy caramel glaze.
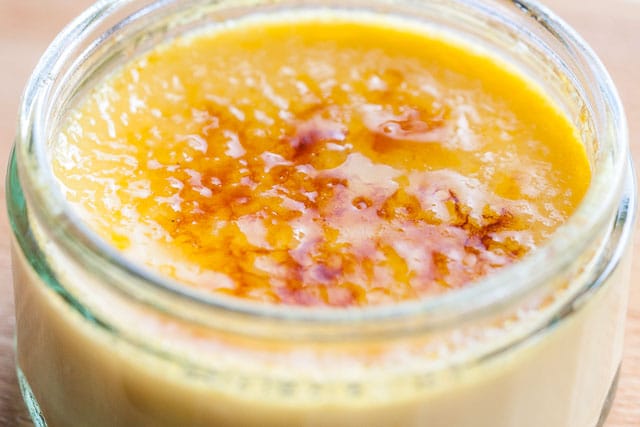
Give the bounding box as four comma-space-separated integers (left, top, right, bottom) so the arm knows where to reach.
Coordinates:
54, 14, 591, 306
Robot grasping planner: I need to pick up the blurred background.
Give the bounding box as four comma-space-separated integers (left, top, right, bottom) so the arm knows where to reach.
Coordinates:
0, 0, 638, 425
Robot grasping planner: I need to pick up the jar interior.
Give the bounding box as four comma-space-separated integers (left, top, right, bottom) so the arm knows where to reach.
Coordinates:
20, 0, 626, 334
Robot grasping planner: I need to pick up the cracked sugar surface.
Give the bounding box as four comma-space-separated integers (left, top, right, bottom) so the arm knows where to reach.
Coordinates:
53, 12, 591, 307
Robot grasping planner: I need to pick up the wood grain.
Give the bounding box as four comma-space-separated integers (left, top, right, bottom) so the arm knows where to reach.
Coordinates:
0, 0, 638, 425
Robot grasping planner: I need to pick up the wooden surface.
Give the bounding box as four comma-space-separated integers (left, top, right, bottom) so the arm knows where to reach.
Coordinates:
0, 0, 638, 425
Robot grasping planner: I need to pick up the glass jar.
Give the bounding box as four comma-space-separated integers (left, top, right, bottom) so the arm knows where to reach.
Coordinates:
7, 1, 635, 426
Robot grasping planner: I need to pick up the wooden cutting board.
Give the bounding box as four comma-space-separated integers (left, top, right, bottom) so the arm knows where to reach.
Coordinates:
0, 0, 638, 425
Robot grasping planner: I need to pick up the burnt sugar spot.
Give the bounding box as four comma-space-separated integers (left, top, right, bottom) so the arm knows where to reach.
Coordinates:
361, 104, 450, 151
287, 110, 349, 162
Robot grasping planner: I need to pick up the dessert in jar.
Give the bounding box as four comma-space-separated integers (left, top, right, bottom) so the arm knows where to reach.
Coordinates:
8, 1, 635, 426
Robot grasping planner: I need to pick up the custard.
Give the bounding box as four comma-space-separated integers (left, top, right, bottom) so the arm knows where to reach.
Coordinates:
54, 14, 590, 306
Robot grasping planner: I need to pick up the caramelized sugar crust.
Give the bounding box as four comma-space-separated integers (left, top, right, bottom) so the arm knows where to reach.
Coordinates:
54, 16, 591, 307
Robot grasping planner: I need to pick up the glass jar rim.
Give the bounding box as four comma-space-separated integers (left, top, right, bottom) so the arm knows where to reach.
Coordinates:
14, 0, 632, 329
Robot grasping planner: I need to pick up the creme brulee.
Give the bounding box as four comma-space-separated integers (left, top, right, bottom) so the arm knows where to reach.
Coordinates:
10, 5, 634, 427
53, 14, 589, 306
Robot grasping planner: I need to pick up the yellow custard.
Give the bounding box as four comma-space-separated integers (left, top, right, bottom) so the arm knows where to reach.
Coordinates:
54, 14, 590, 307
